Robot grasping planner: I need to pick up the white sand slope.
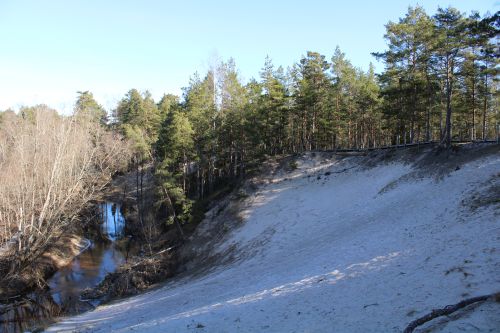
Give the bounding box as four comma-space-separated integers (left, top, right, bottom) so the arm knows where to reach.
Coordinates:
47, 150, 500, 332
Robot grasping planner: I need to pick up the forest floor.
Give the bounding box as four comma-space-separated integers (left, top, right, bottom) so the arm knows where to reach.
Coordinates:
47, 143, 500, 332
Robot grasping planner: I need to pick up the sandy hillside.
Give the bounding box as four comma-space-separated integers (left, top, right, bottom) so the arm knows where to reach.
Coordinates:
47, 145, 500, 333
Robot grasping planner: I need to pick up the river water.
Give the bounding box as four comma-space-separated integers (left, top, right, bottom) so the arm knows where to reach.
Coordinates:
0, 202, 129, 333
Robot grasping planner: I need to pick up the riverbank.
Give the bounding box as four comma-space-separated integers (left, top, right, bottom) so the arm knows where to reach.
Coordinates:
0, 234, 88, 301
0, 233, 89, 333
78, 165, 241, 303
0, 201, 135, 332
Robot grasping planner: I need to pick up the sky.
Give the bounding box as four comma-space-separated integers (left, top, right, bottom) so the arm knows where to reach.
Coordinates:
0, 0, 497, 114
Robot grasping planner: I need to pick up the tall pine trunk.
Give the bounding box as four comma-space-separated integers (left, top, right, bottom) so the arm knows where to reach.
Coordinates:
482, 72, 488, 141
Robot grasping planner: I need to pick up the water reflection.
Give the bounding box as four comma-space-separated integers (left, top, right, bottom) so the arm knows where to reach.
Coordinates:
48, 241, 125, 311
0, 292, 61, 333
0, 202, 128, 333
100, 202, 126, 241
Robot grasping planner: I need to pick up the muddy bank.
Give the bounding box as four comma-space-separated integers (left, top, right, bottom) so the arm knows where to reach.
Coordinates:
0, 234, 89, 333
0, 234, 88, 301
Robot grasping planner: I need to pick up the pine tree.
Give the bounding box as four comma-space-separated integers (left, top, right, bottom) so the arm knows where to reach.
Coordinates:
74, 91, 107, 124
183, 71, 217, 197
259, 56, 288, 154
115, 89, 161, 159
373, 6, 436, 144
157, 94, 180, 123
218, 59, 248, 178
295, 51, 332, 150
331, 47, 358, 147
355, 64, 382, 148
433, 7, 466, 146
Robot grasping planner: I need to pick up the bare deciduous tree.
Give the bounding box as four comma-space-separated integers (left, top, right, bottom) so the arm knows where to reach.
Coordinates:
0, 106, 131, 283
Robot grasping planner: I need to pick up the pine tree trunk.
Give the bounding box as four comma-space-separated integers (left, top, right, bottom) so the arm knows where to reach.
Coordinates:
183, 152, 186, 193
443, 57, 453, 147
162, 187, 185, 240
425, 74, 432, 142
471, 65, 476, 141
482, 72, 488, 141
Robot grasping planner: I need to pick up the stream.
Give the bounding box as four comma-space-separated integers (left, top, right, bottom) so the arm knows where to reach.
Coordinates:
0, 202, 130, 333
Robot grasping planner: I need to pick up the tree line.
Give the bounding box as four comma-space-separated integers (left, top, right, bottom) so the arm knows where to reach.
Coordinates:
104, 6, 498, 234
374, 7, 499, 147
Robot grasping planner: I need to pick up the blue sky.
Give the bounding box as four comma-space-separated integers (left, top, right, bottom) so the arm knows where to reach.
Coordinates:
0, 0, 497, 113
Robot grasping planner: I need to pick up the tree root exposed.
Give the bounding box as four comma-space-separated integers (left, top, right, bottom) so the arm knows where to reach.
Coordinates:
403, 293, 498, 333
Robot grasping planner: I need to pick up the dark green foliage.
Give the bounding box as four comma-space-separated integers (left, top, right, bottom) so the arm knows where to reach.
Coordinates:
75, 91, 107, 124
109, 6, 499, 235
157, 94, 180, 123
375, 6, 498, 146
115, 89, 161, 160
258, 56, 289, 154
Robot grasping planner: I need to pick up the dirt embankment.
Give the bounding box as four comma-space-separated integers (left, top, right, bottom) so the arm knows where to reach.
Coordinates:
82, 159, 276, 301
179, 142, 500, 274
0, 234, 88, 301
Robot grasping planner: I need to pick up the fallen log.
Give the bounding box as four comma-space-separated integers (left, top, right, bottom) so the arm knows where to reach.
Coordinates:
403, 293, 498, 333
